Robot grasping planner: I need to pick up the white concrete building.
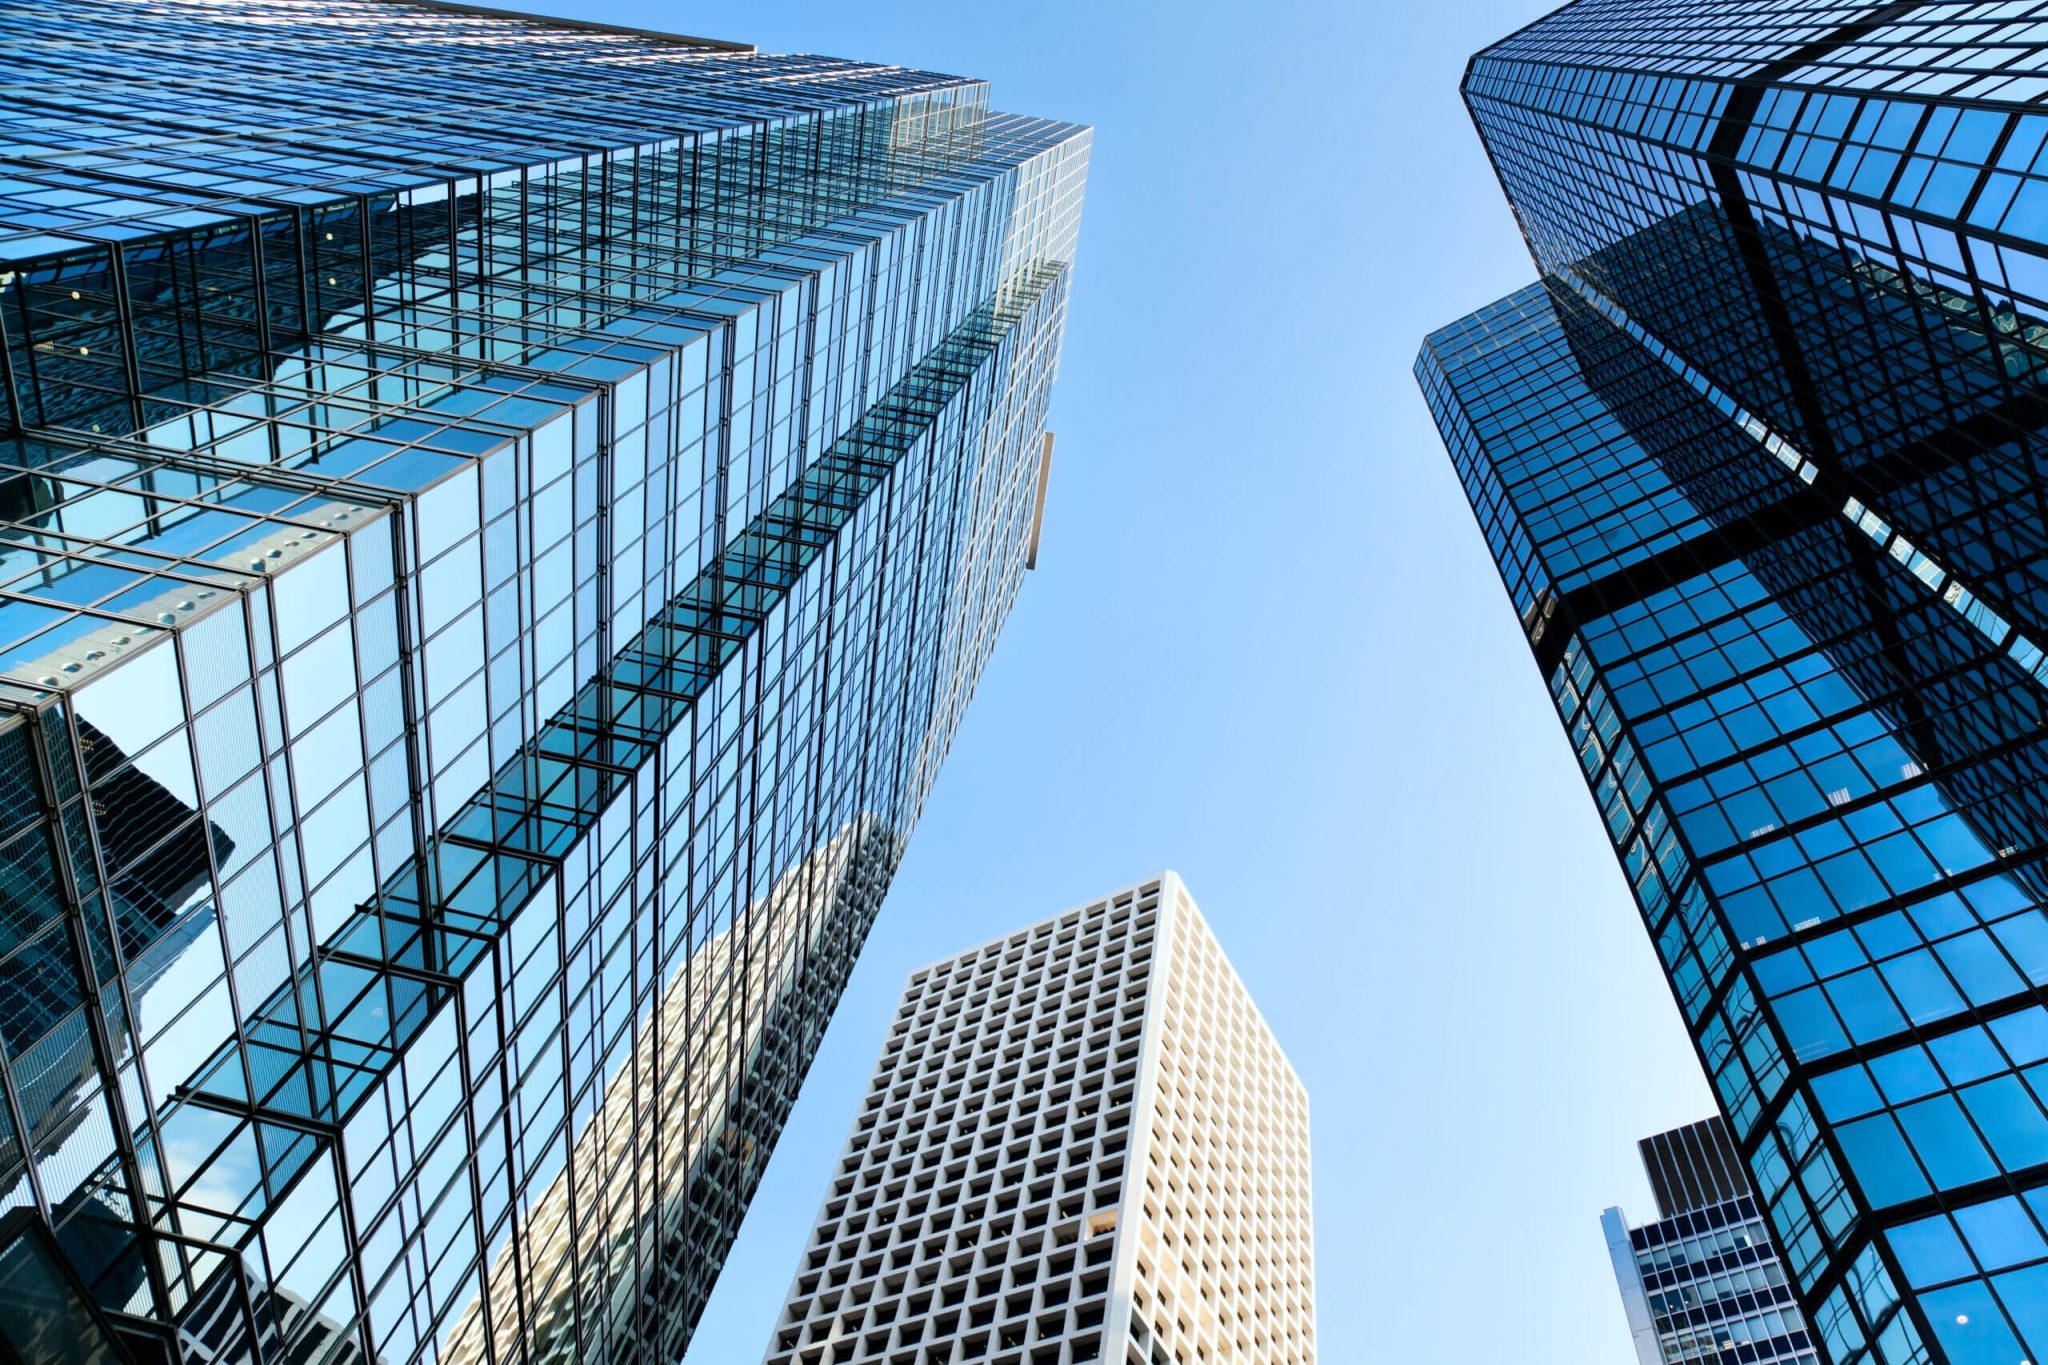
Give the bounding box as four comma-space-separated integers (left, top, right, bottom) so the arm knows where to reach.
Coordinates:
761, 873, 1316, 1365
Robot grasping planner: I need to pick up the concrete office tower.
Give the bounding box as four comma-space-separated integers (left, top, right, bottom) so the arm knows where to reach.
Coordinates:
0, 2, 1087, 1361
761, 873, 1315, 1365
1603, 1117, 1819, 1365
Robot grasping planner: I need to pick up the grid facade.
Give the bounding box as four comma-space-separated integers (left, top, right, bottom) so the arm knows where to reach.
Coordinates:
762, 874, 1314, 1365
1416, 0, 2048, 1351
0, 3, 1087, 1362
1605, 1118, 1820, 1365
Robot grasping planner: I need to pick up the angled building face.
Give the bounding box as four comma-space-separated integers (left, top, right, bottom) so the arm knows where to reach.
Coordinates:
761, 874, 1315, 1365
1420, 4, 2048, 1363
0, 3, 1087, 1361
1603, 1117, 1819, 1365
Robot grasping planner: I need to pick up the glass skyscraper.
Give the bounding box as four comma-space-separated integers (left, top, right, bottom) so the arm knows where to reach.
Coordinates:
0, 3, 1086, 1362
1419, 3, 2048, 1363
1604, 1117, 1819, 1365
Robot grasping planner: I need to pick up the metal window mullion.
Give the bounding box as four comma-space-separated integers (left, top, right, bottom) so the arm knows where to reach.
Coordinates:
21, 699, 177, 1320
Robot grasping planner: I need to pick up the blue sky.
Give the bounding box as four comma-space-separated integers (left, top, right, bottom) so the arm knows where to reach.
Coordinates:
500, 2, 1720, 1358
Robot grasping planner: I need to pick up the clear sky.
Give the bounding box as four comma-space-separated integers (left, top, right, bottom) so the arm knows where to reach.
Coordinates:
496, 2, 1721, 1359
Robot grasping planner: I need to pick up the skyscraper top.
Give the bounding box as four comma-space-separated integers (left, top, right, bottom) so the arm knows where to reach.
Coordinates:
1638, 1116, 1750, 1220
763, 874, 1315, 1365
1602, 1118, 1814, 1365
1473, 0, 2048, 104
385, 0, 755, 52
0, 0, 1028, 266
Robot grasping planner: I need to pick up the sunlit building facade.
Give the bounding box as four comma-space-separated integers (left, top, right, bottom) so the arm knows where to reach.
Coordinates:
1420, 3, 2048, 1362
761, 874, 1316, 1365
1604, 1117, 1820, 1365
0, 3, 1087, 1361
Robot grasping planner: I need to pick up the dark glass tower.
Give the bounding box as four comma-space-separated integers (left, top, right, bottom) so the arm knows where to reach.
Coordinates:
1420, 4, 2048, 1363
0, 3, 1087, 1362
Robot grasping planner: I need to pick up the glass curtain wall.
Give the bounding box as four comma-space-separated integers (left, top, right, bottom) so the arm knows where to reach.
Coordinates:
0, 3, 1089, 1361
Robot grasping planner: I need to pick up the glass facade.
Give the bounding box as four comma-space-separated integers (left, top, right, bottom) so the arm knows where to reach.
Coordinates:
0, 3, 1087, 1362
1605, 1117, 1820, 1365
1419, 4, 2048, 1361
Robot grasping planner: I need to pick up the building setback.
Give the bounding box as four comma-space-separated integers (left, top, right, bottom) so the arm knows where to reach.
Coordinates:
0, 3, 1087, 1361
1418, 3, 2048, 1362
761, 874, 1315, 1365
1603, 1117, 1819, 1365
